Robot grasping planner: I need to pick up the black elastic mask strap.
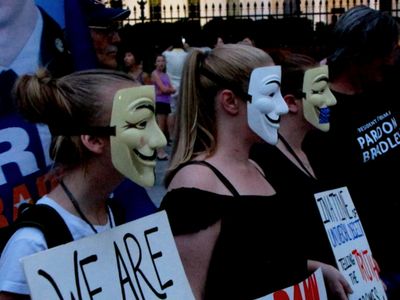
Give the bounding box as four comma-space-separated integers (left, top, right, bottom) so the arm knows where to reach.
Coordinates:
50, 126, 116, 137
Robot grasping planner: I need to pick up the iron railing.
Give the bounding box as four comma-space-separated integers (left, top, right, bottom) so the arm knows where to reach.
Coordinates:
122, 0, 400, 26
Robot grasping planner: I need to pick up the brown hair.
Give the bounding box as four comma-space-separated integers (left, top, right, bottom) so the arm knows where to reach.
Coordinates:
273, 51, 318, 97
15, 68, 136, 170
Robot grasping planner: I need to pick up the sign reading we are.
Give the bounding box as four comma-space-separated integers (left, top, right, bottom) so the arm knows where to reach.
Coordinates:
314, 187, 387, 300
22, 210, 195, 300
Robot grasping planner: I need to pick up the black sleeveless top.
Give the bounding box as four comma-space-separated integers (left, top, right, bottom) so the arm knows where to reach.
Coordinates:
250, 142, 336, 266
159, 161, 309, 299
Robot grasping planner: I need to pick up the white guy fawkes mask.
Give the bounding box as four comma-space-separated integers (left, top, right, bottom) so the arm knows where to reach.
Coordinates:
247, 65, 289, 145
110, 86, 167, 187
302, 65, 337, 132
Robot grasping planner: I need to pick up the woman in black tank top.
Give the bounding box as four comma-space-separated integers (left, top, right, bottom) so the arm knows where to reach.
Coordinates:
159, 44, 351, 299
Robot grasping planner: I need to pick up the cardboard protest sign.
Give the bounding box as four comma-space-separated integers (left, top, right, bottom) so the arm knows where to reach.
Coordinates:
22, 210, 195, 300
255, 268, 327, 300
314, 187, 387, 300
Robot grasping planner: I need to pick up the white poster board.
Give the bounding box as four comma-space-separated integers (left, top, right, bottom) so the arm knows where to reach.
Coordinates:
314, 187, 387, 300
22, 210, 195, 300
255, 268, 327, 300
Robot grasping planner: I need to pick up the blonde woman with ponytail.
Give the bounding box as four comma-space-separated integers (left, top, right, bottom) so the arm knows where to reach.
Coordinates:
159, 44, 351, 299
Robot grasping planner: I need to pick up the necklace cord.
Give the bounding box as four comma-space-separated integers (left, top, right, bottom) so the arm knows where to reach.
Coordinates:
59, 180, 113, 234
278, 133, 315, 179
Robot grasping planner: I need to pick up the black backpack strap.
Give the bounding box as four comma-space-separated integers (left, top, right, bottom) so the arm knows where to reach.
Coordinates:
15, 204, 73, 248
173, 160, 240, 197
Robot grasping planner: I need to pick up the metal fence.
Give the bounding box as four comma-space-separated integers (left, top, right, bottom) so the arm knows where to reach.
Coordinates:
122, 0, 400, 26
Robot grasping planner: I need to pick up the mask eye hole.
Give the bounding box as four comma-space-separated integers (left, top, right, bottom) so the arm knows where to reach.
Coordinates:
123, 121, 147, 130
312, 89, 323, 95
136, 121, 147, 129
123, 121, 133, 129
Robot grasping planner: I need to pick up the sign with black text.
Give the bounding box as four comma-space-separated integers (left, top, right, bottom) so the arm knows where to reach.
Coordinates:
314, 187, 387, 300
22, 210, 194, 299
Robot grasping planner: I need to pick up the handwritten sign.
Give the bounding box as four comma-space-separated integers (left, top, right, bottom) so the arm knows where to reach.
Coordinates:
314, 187, 387, 300
22, 210, 195, 300
255, 268, 327, 300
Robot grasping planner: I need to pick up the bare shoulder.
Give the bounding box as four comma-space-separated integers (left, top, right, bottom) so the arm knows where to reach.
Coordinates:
249, 159, 265, 176
168, 163, 218, 191
151, 70, 159, 78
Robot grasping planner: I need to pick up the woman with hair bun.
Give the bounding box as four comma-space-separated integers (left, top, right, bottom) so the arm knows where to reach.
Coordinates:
0, 69, 166, 299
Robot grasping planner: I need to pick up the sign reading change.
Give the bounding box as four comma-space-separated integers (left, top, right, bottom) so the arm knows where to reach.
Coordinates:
22, 210, 195, 300
314, 187, 387, 300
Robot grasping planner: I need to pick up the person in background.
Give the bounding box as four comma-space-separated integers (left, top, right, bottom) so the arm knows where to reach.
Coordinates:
82, 0, 130, 70
159, 44, 351, 299
0, 0, 72, 228
123, 49, 151, 84
302, 6, 400, 298
62, 0, 130, 71
214, 36, 225, 48
237, 37, 255, 47
0, 69, 166, 299
151, 54, 175, 160
162, 35, 188, 143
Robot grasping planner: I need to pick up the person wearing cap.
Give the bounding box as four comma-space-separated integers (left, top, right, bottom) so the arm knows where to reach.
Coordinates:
64, 0, 131, 71
82, 0, 131, 69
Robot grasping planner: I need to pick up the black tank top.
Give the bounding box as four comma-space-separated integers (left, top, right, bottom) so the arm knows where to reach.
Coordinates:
160, 161, 309, 299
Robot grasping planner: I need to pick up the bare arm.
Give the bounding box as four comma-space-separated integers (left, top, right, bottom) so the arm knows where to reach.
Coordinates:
168, 163, 222, 299
308, 260, 353, 300
175, 222, 220, 300
151, 71, 175, 94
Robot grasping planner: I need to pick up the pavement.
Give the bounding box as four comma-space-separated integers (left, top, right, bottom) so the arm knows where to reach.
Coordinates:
146, 145, 170, 207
